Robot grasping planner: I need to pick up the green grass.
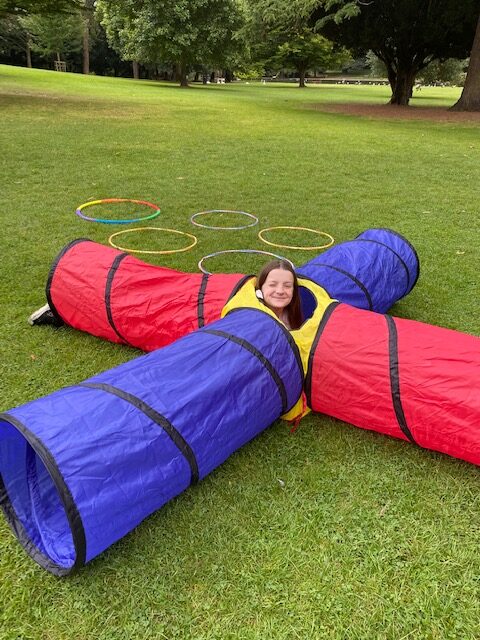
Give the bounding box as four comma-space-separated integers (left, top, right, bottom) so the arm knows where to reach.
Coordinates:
0, 65, 479, 640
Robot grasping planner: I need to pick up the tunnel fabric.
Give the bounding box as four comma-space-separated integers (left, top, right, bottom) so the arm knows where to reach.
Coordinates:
297, 228, 419, 314
305, 304, 480, 466
1, 241, 478, 575
45, 228, 419, 353
0, 309, 303, 574
46, 239, 245, 350
11, 226, 476, 578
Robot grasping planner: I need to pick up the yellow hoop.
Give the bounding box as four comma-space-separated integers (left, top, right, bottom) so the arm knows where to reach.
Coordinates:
258, 226, 334, 251
108, 227, 198, 255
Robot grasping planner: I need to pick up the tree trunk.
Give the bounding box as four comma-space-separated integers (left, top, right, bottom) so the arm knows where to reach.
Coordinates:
132, 60, 139, 79
82, 16, 90, 74
82, 0, 94, 75
390, 66, 417, 105
298, 67, 307, 88
451, 14, 480, 111
26, 40, 32, 68
378, 53, 396, 93
178, 61, 188, 87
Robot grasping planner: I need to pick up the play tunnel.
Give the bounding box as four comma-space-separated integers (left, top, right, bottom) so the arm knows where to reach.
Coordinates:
45, 238, 247, 351
0, 307, 308, 575
305, 303, 480, 466
1, 270, 479, 575
45, 228, 419, 351
297, 228, 419, 313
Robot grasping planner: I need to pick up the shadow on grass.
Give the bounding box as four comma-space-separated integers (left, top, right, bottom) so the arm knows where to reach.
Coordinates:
0, 92, 150, 119
127, 78, 244, 93
306, 101, 480, 124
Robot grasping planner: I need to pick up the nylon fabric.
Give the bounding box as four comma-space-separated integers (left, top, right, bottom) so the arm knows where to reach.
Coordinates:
307, 304, 480, 466
0, 309, 303, 573
46, 228, 419, 353
47, 239, 245, 351
297, 228, 419, 313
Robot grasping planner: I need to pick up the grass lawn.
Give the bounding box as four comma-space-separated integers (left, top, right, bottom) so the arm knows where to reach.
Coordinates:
0, 64, 479, 639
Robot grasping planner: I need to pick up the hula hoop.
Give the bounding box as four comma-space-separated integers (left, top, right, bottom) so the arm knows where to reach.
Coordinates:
198, 249, 295, 275
108, 227, 197, 255
190, 209, 258, 230
76, 198, 161, 224
258, 226, 335, 251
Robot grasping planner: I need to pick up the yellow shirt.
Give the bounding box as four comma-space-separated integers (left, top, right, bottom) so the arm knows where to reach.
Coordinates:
221, 277, 335, 422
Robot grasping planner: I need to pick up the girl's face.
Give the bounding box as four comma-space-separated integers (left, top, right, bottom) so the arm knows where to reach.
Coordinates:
261, 268, 294, 313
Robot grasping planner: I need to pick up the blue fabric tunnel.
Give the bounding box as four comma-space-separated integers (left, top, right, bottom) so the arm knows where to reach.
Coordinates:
0, 309, 303, 575
297, 228, 419, 313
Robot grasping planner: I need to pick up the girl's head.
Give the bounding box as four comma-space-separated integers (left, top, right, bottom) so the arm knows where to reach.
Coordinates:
256, 260, 303, 330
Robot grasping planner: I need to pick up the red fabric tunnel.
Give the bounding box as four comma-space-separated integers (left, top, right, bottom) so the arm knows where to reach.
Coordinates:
306, 303, 480, 466
46, 228, 420, 353
47, 239, 246, 351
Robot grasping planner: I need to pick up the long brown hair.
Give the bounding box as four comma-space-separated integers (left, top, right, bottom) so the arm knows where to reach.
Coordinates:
256, 260, 303, 330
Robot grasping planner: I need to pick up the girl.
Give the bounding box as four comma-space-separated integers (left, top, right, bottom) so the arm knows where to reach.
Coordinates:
255, 259, 303, 330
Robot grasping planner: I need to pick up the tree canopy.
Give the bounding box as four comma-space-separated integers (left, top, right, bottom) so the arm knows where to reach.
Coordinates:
313, 0, 479, 105
272, 31, 348, 86
19, 12, 82, 63
1, 0, 479, 111
242, 0, 346, 86
0, 0, 80, 16
97, 0, 245, 86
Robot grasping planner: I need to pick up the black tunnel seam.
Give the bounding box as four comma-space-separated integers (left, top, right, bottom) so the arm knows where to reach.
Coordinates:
355, 228, 420, 291
302, 264, 373, 310
105, 253, 133, 346
385, 316, 417, 444
201, 328, 290, 414
0, 472, 76, 577
353, 238, 410, 298
197, 274, 209, 328
223, 307, 303, 379
78, 382, 199, 484
304, 301, 341, 407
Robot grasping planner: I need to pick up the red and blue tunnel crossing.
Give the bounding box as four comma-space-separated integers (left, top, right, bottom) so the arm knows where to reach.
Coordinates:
1, 228, 479, 575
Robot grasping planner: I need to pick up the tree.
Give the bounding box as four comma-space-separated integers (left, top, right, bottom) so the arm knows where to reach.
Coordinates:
419, 58, 467, 86
242, 0, 344, 85
80, 0, 94, 74
96, 0, 245, 86
19, 12, 82, 65
272, 31, 347, 87
1, 0, 104, 75
0, 15, 32, 66
452, 14, 480, 111
313, 0, 479, 105
0, 0, 80, 17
